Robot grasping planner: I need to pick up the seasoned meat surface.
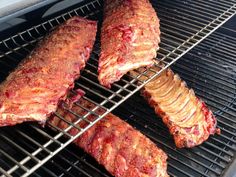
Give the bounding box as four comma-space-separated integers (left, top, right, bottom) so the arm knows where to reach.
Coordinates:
0, 17, 97, 126
133, 66, 219, 148
98, 0, 160, 88
49, 98, 169, 177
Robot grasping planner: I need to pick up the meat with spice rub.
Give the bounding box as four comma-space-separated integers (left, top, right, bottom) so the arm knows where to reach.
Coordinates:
0, 16, 97, 126
98, 0, 160, 88
49, 98, 169, 177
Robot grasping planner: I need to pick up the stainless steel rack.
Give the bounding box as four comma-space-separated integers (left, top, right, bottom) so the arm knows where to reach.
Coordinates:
31, 28, 236, 177
0, 0, 235, 176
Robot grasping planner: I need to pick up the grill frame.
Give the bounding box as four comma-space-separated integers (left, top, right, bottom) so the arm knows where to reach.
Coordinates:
0, 0, 235, 176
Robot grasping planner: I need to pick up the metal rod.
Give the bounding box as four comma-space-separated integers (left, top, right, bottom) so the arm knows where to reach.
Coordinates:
0, 148, 29, 172
0, 167, 11, 177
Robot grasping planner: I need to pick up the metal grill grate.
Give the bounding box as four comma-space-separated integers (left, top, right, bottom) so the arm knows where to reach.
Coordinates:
30, 28, 236, 177
0, 0, 235, 176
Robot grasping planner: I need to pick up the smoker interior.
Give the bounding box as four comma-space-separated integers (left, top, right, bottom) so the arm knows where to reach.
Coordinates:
27, 27, 236, 177
0, 0, 235, 177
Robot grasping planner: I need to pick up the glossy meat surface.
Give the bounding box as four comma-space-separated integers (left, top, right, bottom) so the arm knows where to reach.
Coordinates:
49, 98, 169, 177
98, 0, 160, 88
138, 67, 219, 148
0, 17, 97, 126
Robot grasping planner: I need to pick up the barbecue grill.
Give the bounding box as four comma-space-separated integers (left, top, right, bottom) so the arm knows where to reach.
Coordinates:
0, 0, 235, 176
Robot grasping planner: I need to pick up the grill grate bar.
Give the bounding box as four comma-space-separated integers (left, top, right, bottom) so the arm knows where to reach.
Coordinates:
178, 52, 234, 80
217, 116, 236, 134
183, 53, 236, 82
54, 112, 84, 131
0, 148, 29, 172
198, 37, 236, 57
172, 67, 236, 123
86, 55, 141, 88
213, 31, 236, 43
0, 134, 40, 163
157, 9, 213, 30
82, 68, 126, 94
195, 45, 236, 66
50, 162, 76, 177
146, 114, 232, 171
168, 155, 209, 177
197, 0, 233, 9
206, 139, 235, 177
206, 34, 236, 50
55, 157, 93, 177
80, 73, 127, 98
158, 12, 209, 34
29, 125, 64, 145
75, 82, 117, 105
167, 162, 193, 177
185, 2, 227, 15
160, 53, 236, 94
216, 130, 235, 143
34, 167, 58, 177
0, 168, 11, 177
0, 39, 39, 58
172, 53, 235, 88
156, 141, 223, 175
158, 1, 226, 19
37, 148, 113, 177
173, 65, 236, 102
16, 130, 54, 154
46, 122, 73, 138
209, 137, 235, 151
197, 145, 231, 163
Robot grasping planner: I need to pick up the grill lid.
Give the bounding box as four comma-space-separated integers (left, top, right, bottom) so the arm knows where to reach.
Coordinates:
0, 0, 59, 24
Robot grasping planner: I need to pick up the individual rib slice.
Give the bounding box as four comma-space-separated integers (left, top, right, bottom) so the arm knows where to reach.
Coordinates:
0, 16, 97, 126
98, 0, 160, 88
131, 66, 219, 148
49, 98, 169, 177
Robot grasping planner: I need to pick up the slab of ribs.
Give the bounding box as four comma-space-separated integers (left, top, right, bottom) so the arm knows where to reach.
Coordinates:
49, 98, 169, 177
98, 0, 161, 88
0, 17, 97, 126
131, 66, 219, 148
